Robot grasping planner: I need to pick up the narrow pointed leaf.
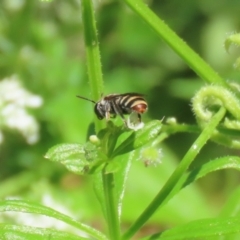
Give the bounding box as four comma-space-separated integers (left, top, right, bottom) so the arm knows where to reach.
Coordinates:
0, 200, 107, 240
220, 187, 240, 217
158, 216, 240, 239
0, 224, 86, 240
164, 156, 240, 206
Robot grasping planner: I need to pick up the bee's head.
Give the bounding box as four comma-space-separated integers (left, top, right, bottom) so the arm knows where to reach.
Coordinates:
94, 102, 105, 120
77, 95, 101, 117
77, 95, 108, 120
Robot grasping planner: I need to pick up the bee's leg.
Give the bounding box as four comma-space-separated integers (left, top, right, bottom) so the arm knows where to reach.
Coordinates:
111, 101, 127, 125
137, 113, 142, 122
105, 111, 111, 120
105, 102, 112, 121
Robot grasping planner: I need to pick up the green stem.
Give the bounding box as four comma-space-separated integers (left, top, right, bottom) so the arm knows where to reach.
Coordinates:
102, 169, 121, 240
122, 107, 226, 239
81, 1, 120, 239
162, 124, 201, 135
81, 0, 105, 133
123, 0, 228, 86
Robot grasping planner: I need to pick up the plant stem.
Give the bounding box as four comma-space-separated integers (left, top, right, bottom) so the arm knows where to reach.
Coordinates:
102, 169, 121, 240
123, 0, 228, 87
122, 107, 226, 240
81, 0, 105, 133
81, 1, 120, 239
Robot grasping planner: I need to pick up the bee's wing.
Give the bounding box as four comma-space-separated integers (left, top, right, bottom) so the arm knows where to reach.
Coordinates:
118, 93, 145, 97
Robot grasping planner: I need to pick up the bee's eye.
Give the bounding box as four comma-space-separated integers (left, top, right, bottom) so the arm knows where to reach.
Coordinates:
94, 103, 105, 119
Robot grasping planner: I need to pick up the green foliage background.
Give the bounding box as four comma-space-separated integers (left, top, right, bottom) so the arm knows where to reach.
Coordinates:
1, 0, 240, 234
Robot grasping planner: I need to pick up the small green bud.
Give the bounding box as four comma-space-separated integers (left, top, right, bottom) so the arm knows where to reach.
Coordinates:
166, 117, 177, 125
139, 146, 163, 167
89, 135, 100, 145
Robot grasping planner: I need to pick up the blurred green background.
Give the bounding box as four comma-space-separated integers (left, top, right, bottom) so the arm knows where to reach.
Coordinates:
1, 0, 240, 235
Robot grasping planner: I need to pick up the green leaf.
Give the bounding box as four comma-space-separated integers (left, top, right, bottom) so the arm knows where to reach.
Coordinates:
44, 143, 104, 175
122, 146, 212, 224
97, 122, 124, 157
45, 143, 87, 173
156, 216, 240, 239
0, 224, 85, 240
111, 153, 133, 217
122, 107, 226, 240
220, 186, 240, 217
93, 153, 132, 220
111, 120, 162, 158
164, 156, 240, 206
0, 200, 107, 240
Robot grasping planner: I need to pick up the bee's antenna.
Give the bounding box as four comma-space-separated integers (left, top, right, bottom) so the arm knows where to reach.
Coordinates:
77, 95, 96, 104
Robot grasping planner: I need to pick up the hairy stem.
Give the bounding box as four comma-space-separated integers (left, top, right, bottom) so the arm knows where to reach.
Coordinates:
81, 0, 105, 133
102, 169, 121, 240
122, 107, 226, 239
123, 0, 228, 86
81, 1, 120, 239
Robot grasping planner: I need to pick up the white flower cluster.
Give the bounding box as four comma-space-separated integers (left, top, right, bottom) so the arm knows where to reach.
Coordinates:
0, 76, 43, 144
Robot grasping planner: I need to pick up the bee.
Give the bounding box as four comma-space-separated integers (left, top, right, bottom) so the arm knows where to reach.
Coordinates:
77, 93, 148, 126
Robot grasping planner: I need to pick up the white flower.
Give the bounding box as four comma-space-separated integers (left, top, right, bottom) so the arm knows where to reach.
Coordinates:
0, 75, 43, 144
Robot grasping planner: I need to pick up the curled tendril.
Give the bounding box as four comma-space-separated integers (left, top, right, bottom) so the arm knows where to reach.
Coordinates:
224, 33, 240, 70
192, 84, 240, 148
224, 33, 240, 52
